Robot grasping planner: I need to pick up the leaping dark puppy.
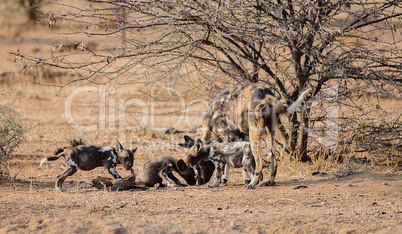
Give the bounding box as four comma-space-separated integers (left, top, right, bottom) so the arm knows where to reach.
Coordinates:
39, 140, 137, 192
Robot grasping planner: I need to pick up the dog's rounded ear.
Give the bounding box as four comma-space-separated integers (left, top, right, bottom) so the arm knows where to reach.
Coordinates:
116, 140, 124, 152
184, 135, 194, 142
131, 147, 138, 154
179, 135, 195, 148
177, 159, 187, 171
195, 139, 203, 152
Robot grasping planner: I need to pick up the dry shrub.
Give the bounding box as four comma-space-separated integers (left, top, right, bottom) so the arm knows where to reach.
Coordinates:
0, 101, 27, 179
344, 114, 402, 168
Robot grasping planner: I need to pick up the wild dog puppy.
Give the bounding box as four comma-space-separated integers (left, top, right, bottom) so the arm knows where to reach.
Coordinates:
200, 84, 311, 188
185, 136, 257, 188
39, 140, 137, 192
137, 155, 196, 187
179, 136, 215, 185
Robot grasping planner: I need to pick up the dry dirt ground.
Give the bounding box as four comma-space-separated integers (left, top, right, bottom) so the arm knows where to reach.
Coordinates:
0, 8, 401, 234
0, 78, 401, 234
1, 153, 401, 234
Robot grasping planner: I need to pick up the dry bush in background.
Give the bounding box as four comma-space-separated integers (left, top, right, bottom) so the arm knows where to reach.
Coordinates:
0, 93, 27, 179
8, 0, 402, 168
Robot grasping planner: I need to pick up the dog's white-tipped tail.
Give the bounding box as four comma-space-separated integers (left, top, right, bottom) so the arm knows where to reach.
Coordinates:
287, 88, 312, 113
39, 158, 48, 168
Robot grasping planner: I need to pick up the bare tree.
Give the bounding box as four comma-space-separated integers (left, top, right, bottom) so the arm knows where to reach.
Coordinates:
14, 0, 402, 161
21, 0, 42, 22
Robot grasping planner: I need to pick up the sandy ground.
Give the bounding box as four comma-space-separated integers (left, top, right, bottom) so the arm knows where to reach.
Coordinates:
0, 157, 401, 233
0, 93, 400, 233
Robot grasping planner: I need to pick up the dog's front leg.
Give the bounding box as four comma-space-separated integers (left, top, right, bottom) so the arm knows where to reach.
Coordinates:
158, 163, 177, 187
242, 168, 251, 185
247, 128, 264, 189
194, 164, 204, 185
158, 163, 180, 187
208, 162, 224, 188
107, 163, 122, 179
168, 172, 187, 186
221, 164, 230, 184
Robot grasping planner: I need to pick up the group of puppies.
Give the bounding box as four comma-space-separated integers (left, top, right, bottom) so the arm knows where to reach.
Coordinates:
39, 136, 256, 192
39, 84, 311, 191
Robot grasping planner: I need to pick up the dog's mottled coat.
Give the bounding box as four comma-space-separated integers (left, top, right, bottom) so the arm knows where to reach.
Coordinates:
39, 140, 136, 192
137, 155, 196, 187
200, 84, 311, 188
185, 136, 256, 188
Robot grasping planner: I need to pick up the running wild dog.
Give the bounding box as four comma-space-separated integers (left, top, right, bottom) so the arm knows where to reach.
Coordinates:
200, 84, 311, 188
137, 155, 196, 187
39, 140, 137, 192
184, 136, 257, 188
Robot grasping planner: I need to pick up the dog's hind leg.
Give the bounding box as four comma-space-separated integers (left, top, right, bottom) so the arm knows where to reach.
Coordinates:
266, 131, 277, 186
56, 165, 77, 192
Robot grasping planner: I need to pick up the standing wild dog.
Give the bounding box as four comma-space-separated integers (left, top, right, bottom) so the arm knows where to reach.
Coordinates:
184, 136, 256, 188
39, 140, 137, 192
200, 84, 311, 188
137, 155, 196, 187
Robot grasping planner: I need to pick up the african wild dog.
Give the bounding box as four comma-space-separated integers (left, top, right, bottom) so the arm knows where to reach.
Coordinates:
39, 140, 137, 192
184, 136, 256, 188
179, 136, 215, 185
137, 155, 196, 187
199, 84, 311, 188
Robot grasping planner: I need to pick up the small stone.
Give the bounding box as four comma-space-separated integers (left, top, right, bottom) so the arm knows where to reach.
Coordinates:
352, 210, 359, 215
113, 227, 129, 234
293, 185, 307, 190
217, 207, 223, 210
244, 208, 252, 213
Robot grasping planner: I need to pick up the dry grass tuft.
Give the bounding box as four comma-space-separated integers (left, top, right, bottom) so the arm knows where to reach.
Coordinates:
54, 185, 111, 213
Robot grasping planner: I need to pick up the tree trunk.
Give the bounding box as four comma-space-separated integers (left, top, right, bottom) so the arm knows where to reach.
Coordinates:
288, 113, 299, 160
298, 108, 311, 162
24, 0, 41, 22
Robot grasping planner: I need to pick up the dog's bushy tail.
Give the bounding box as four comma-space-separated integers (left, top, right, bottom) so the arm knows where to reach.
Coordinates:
39, 154, 64, 168
277, 89, 311, 115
